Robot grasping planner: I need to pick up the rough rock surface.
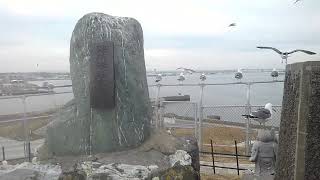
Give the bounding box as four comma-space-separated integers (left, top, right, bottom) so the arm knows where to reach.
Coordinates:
0, 162, 61, 180
275, 62, 320, 180
169, 150, 192, 167
149, 165, 199, 180
242, 174, 274, 180
47, 12, 150, 155
1, 131, 200, 179
59, 162, 159, 180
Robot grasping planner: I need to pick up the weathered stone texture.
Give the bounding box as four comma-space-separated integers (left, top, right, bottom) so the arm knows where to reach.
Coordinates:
47, 13, 150, 155
275, 61, 320, 180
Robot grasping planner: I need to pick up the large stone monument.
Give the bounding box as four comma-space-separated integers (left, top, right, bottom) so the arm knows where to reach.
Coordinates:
32, 13, 200, 180
275, 61, 320, 180
47, 13, 150, 155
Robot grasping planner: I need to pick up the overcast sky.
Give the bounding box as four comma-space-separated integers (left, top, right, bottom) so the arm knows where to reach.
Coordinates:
0, 0, 319, 72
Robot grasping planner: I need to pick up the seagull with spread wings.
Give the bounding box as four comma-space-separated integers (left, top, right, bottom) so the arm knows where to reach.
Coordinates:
257, 46, 316, 64
228, 23, 236, 27
176, 67, 196, 74
294, 0, 302, 4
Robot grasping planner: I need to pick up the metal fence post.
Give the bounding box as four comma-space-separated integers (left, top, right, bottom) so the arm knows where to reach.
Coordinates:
22, 95, 30, 159
210, 139, 216, 174
2, 146, 5, 161
28, 142, 31, 162
155, 84, 161, 128
235, 140, 240, 176
245, 84, 251, 155
159, 101, 164, 128
194, 103, 198, 138
198, 84, 205, 151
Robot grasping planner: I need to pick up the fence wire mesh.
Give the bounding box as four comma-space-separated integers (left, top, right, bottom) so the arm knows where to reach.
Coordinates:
160, 101, 198, 139
0, 92, 70, 160
203, 105, 282, 128
0, 80, 284, 159
160, 102, 282, 155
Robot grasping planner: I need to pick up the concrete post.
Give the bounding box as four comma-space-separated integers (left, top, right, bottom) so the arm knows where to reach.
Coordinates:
275, 61, 320, 180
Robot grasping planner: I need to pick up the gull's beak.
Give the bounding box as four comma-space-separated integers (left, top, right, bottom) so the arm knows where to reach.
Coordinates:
272, 108, 277, 112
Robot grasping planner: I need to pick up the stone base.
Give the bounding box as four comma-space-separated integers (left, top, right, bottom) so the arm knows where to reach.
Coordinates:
149, 165, 199, 180
242, 174, 274, 180
38, 129, 199, 179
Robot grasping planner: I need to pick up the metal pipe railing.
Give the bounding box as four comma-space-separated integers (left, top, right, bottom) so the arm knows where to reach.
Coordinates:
0, 80, 284, 156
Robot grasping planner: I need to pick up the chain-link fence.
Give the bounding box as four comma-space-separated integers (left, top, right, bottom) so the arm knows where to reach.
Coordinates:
161, 101, 197, 124
159, 101, 282, 154
160, 101, 198, 138
203, 105, 282, 128
0, 89, 72, 161
0, 79, 283, 159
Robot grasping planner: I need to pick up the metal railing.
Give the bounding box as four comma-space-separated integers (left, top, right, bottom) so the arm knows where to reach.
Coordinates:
202, 105, 282, 127
0, 79, 283, 160
200, 140, 251, 175
0, 85, 72, 161
153, 80, 284, 154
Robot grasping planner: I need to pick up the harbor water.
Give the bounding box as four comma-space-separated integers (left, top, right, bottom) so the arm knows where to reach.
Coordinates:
0, 72, 284, 116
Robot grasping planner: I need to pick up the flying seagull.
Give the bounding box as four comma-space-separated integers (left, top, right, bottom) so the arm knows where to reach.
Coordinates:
176, 67, 196, 74
242, 103, 276, 126
294, 0, 302, 4
229, 23, 236, 27
257, 46, 316, 64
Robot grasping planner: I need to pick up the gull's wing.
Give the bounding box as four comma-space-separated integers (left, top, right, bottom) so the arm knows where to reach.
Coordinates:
184, 68, 196, 73
251, 108, 271, 119
294, 0, 302, 4
257, 46, 282, 55
176, 67, 196, 73
287, 49, 316, 55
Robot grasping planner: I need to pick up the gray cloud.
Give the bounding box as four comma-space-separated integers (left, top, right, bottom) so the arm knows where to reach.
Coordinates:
0, 0, 319, 72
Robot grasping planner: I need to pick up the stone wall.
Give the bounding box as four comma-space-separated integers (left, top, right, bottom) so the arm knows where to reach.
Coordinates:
275, 61, 320, 180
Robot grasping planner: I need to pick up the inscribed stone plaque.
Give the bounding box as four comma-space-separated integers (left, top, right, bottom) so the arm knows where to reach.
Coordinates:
90, 41, 115, 109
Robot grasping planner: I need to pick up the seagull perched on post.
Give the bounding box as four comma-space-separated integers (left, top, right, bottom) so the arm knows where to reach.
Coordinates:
271, 68, 279, 81
242, 103, 276, 126
177, 72, 185, 82
234, 68, 243, 81
155, 74, 162, 83
200, 73, 207, 81
257, 46, 316, 64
